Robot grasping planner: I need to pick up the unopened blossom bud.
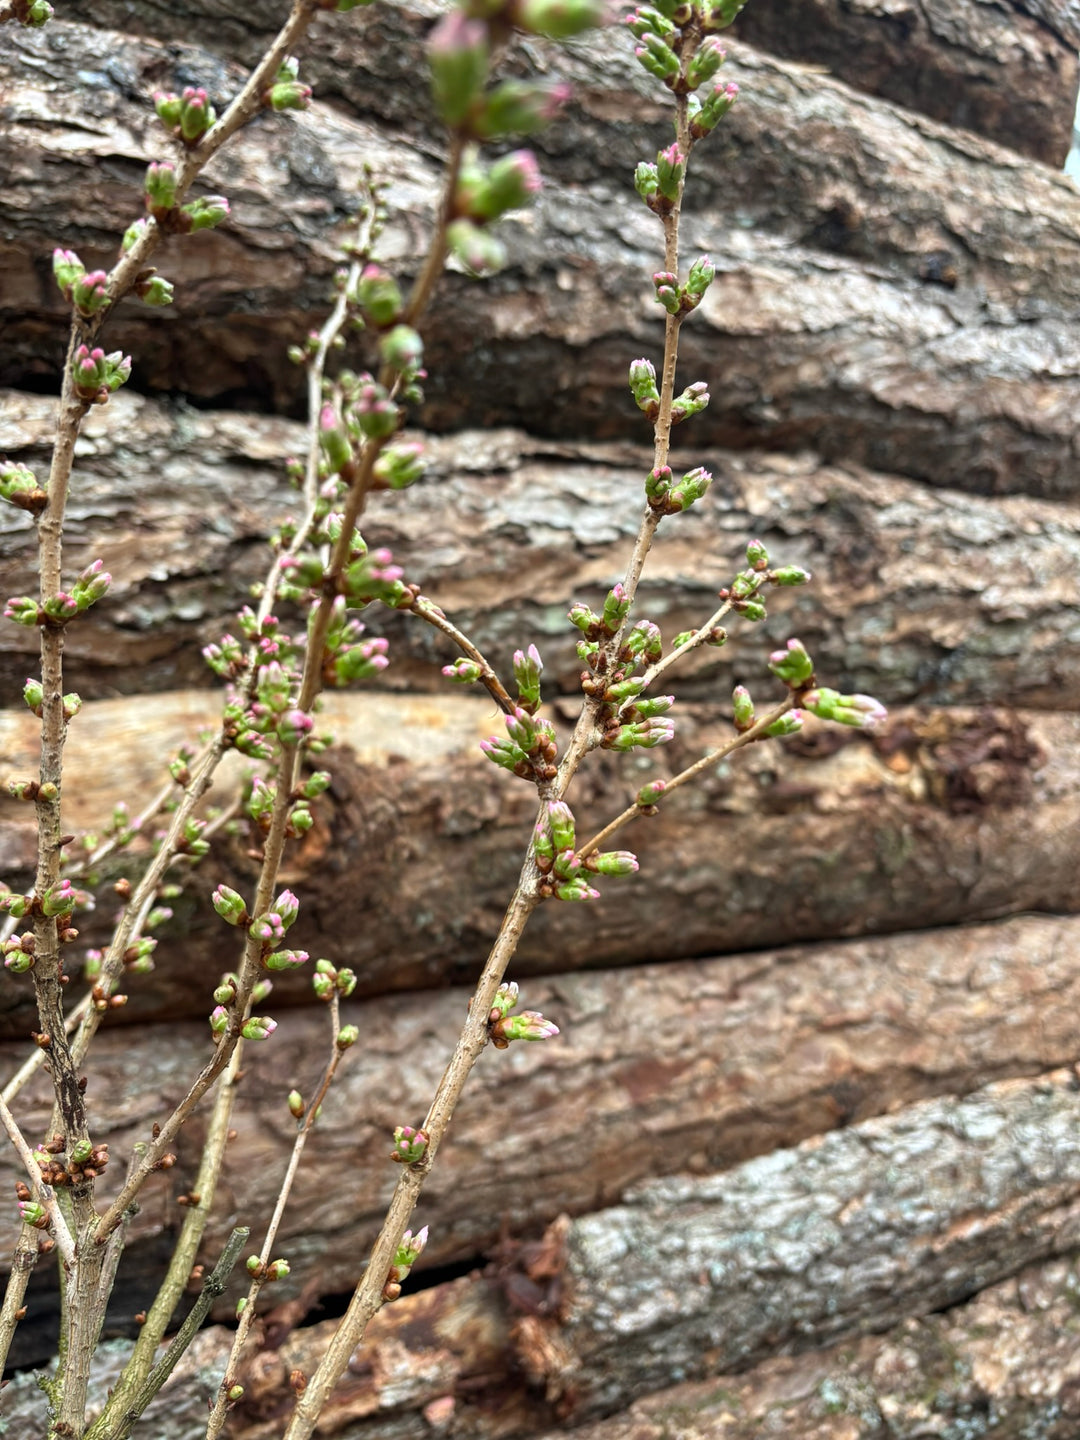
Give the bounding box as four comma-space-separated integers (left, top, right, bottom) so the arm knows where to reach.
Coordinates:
602, 583, 630, 633
380, 324, 424, 372
0, 460, 45, 514
69, 269, 108, 318
768, 638, 814, 687
22, 679, 43, 714
803, 688, 888, 729
212, 885, 247, 926
690, 79, 739, 138
301, 771, 331, 799
266, 57, 312, 111
245, 1255, 262, 1276
153, 90, 183, 128
264, 948, 309, 971
490, 981, 520, 1019
121, 218, 150, 253
16, 0, 53, 26
764, 711, 805, 738
645, 465, 672, 502
769, 565, 812, 586
568, 602, 600, 633
473, 150, 542, 221
625, 5, 672, 40
587, 850, 639, 876
178, 86, 217, 143
655, 142, 685, 203
288, 803, 314, 835
732, 684, 755, 731
179, 195, 230, 232
473, 79, 569, 139
443, 657, 484, 684
395, 1225, 429, 1270
73, 559, 111, 611
629, 357, 660, 414
209, 1005, 230, 1036
481, 735, 529, 774
0, 892, 30, 918
391, 1125, 429, 1164
272, 890, 300, 931
635, 31, 680, 85
312, 967, 335, 1001
355, 264, 403, 327
667, 466, 712, 512
554, 877, 600, 902
288, 1090, 305, 1119
4, 947, 34, 974
40, 879, 75, 918
653, 270, 681, 314
746, 538, 769, 571
40, 592, 78, 623
355, 382, 400, 440
241, 1016, 277, 1041
670, 381, 710, 424
428, 11, 489, 128
144, 161, 178, 212
513, 644, 543, 707
277, 709, 314, 746
448, 219, 507, 277
336, 1024, 359, 1049
738, 599, 767, 622
515, 0, 604, 37
374, 441, 425, 490
546, 801, 576, 853
633, 694, 674, 718
607, 677, 646, 703
683, 34, 723, 87
604, 717, 674, 751
500, 1010, 560, 1041
636, 778, 666, 806
505, 707, 540, 753
702, 0, 749, 28
634, 161, 659, 208
18, 1200, 49, 1229
52, 248, 85, 301
265, 1258, 291, 1281
135, 272, 174, 307
623, 619, 663, 663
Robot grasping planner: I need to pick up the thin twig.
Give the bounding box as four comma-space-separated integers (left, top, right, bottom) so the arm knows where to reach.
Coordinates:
0, 1225, 41, 1374
0, 1092, 75, 1268
410, 596, 516, 713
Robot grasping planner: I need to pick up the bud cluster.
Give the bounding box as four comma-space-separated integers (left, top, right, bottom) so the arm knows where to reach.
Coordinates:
312, 958, 357, 1002
480, 703, 559, 784
486, 980, 560, 1048
383, 1225, 428, 1301
30, 1135, 110, 1188
532, 802, 640, 903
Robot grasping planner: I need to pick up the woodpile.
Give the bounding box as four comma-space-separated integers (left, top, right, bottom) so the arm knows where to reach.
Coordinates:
1, 0, 1079, 1431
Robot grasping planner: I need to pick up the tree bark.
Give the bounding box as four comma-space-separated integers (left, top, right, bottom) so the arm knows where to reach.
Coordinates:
3, 24, 1080, 495
3, 911, 1079, 1363
4, 395, 1080, 711
730, 0, 1079, 165
2, 696, 1078, 1031
75, 0, 1080, 165
12, 1069, 1080, 1434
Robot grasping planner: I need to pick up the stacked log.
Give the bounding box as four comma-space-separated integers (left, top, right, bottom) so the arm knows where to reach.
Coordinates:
1, 0, 1079, 1431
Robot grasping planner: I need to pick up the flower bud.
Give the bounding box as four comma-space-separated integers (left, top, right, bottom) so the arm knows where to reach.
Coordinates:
355, 265, 403, 327
446, 219, 507, 277
70, 270, 108, 318
586, 850, 639, 876
546, 801, 576, 853
629, 357, 660, 415
634, 161, 659, 208
767, 638, 814, 688
4, 596, 40, 627
602, 583, 630, 633
428, 12, 489, 127
666, 466, 712, 512
179, 86, 217, 143
655, 142, 685, 203
391, 1125, 429, 1164
0, 460, 46, 514
689, 80, 739, 139
277, 709, 314, 747
266, 58, 312, 111
18, 1201, 49, 1229
645, 465, 672, 502
179, 195, 230, 233
73, 559, 111, 611
264, 948, 309, 971
17, 0, 53, 26
209, 1005, 229, 1035
241, 1016, 277, 1041
635, 31, 680, 85
802, 688, 888, 729
732, 684, 755, 731
40, 879, 75, 918
670, 380, 710, 424
265, 1258, 291, 1281
212, 885, 247, 926
374, 441, 425, 490
443, 657, 484, 684
471, 150, 543, 221
473, 80, 569, 139
769, 565, 812, 586
513, 644, 543, 707
144, 161, 178, 212
636, 778, 666, 806
490, 981, 519, 1018
498, 1010, 560, 1041
395, 1225, 428, 1271
336, 1024, 359, 1049
746, 538, 769, 571
633, 694, 673, 718
737, 599, 767, 622
288, 1090, 305, 1119
505, 706, 540, 753
553, 877, 600, 902
763, 711, 805, 738
52, 248, 85, 301
515, 0, 604, 37
135, 272, 174, 307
